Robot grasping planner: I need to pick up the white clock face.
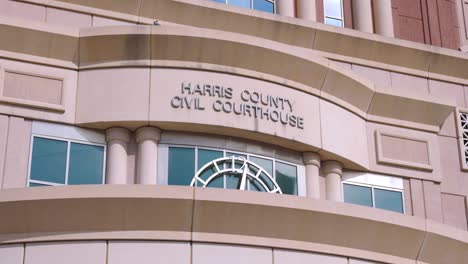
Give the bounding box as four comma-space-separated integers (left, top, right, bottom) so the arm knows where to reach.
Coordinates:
190, 156, 282, 194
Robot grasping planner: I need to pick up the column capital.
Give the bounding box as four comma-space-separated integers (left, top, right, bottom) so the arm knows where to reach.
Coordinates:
136, 126, 161, 143
106, 127, 130, 143
322, 160, 343, 176
303, 152, 320, 167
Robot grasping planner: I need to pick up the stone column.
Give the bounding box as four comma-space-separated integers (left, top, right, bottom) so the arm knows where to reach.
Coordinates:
106, 127, 131, 184
303, 152, 321, 199
372, 0, 394, 37
322, 161, 343, 202
351, 0, 373, 33
136, 127, 161, 185
296, 0, 317, 21
276, 0, 295, 17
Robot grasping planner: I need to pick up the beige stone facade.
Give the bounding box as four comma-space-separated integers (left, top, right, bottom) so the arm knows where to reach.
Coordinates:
0, 0, 468, 263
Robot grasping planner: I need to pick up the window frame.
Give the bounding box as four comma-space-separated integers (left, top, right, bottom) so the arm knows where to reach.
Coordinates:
212, 0, 276, 14
27, 128, 107, 187
159, 143, 305, 196
342, 171, 405, 214
324, 0, 345, 27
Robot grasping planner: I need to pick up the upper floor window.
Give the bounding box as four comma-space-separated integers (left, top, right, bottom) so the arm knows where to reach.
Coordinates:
342, 171, 404, 213
28, 122, 106, 187
211, 0, 275, 14
324, 0, 344, 27
161, 145, 302, 195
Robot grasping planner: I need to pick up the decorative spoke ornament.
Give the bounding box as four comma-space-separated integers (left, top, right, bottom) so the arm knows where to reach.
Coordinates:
190, 156, 282, 194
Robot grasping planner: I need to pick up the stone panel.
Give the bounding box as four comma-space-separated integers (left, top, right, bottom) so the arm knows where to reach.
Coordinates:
0, 0, 45, 22
3, 71, 63, 105
0, 244, 23, 264
351, 64, 391, 88
149, 68, 321, 152
390, 72, 429, 96
46, 7, 92, 28
441, 193, 468, 230
192, 243, 271, 264
274, 249, 347, 264
410, 178, 426, 218
320, 99, 368, 168
438, 136, 468, 196
378, 133, 430, 168
92, 16, 135, 27
76, 68, 150, 129
108, 241, 190, 264
429, 79, 465, 108
423, 181, 444, 222
24, 241, 106, 264
2, 117, 31, 189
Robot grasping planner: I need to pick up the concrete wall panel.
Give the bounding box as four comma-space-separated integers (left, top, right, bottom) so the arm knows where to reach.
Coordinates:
2, 117, 31, 189
192, 243, 271, 264
0, 244, 23, 264
320, 99, 368, 168
274, 249, 347, 264
76, 68, 150, 129
441, 193, 467, 230
149, 68, 322, 152
0, 59, 78, 124
92, 16, 135, 27
410, 179, 426, 218
423, 181, 444, 222
390, 72, 429, 96
0, 0, 45, 22
108, 241, 190, 264
46, 7, 92, 28
351, 64, 391, 88
438, 136, 468, 196
24, 241, 106, 264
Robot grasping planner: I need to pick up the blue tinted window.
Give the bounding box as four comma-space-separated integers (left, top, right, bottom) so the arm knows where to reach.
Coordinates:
212, 0, 226, 3
168, 147, 195, 186
374, 188, 404, 213
253, 0, 274, 13
325, 17, 343, 27
324, 0, 342, 18
30, 137, 67, 184
228, 0, 250, 8
198, 149, 223, 188
275, 161, 297, 195
343, 184, 373, 207
68, 143, 104, 185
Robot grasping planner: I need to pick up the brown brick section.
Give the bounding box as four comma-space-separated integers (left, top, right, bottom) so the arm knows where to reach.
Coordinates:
392, 0, 460, 50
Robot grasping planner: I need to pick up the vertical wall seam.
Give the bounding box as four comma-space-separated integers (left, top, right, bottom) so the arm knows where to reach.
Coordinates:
190, 187, 196, 264
1, 117, 11, 189
22, 243, 26, 264
148, 25, 152, 126
416, 221, 429, 263
105, 240, 109, 264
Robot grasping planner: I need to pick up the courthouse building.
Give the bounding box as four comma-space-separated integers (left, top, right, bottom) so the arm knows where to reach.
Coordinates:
1, 0, 468, 263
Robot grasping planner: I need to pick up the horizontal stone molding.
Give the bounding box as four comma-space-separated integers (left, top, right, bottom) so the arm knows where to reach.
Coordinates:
13, 0, 468, 86
0, 185, 467, 264
0, 17, 456, 131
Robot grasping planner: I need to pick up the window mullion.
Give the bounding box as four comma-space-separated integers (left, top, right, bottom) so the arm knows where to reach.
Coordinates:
65, 141, 71, 185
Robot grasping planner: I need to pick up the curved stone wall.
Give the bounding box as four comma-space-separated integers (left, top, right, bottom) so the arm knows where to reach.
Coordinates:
0, 185, 467, 264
